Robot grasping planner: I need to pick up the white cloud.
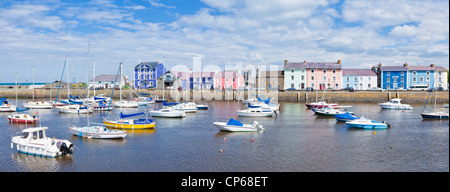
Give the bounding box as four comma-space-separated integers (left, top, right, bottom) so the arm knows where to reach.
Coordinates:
148, 0, 175, 9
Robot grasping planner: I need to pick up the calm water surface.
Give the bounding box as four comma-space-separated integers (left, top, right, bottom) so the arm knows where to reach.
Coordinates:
0, 100, 448, 172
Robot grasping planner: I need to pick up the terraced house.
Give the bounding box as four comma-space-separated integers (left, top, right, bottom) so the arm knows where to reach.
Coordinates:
284, 60, 343, 90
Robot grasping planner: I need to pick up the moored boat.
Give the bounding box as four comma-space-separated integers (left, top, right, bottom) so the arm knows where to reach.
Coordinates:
346, 116, 389, 129
7, 113, 38, 124
150, 107, 185, 118
236, 108, 276, 117
335, 112, 359, 122
56, 104, 93, 114
213, 118, 264, 132
379, 98, 413, 110
420, 111, 449, 119
23, 101, 53, 109
70, 125, 127, 139
11, 127, 74, 157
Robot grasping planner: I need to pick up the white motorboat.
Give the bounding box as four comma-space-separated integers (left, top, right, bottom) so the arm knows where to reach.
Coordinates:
444, 104, 449, 108
242, 98, 258, 104
236, 108, 276, 117
213, 119, 264, 132
248, 102, 280, 111
313, 107, 353, 117
133, 96, 155, 106
113, 100, 139, 108
69, 125, 127, 139
196, 104, 209, 110
0, 98, 16, 112
346, 116, 389, 129
379, 98, 413, 110
305, 100, 339, 108
150, 107, 186, 118
173, 102, 197, 113
56, 104, 93, 114
11, 127, 74, 157
23, 101, 53, 109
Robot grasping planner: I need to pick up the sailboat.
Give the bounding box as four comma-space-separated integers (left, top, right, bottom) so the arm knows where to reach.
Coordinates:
103, 63, 156, 129
7, 73, 38, 124
23, 66, 53, 109
420, 81, 449, 119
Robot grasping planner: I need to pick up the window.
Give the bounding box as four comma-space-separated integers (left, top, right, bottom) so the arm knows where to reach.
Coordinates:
233, 78, 235, 82
323, 76, 327, 81
401, 77, 404, 82
333, 69, 336, 73
413, 77, 416, 82
291, 75, 294, 80
368, 84, 371, 88
335, 84, 339, 89
360, 77, 363, 81
311, 76, 315, 81
387, 84, 390, 89
393, 77, 397, 82
439, 77, 442, 83
323, 69, 327, 73
301, 75, 304, 80
291, 69, 294, 73
387, 77, 390, 82
413, 71, 417, 75
368, 77, 371, 81
387, 72, 390, 76
426, 77, 430, 82
426, 71, 430, 75
401, 72, 404, 76
311, 83, 314, 88
355, 77, 357, 81
346, 77, 349, 81
291, 83, 294, 88
420, 77, 424, 82
333, 76, 336, 81
360, 83, 363, 89
150, 81, 153, 87
311, 69, 315, 73
346, 84, 349, 88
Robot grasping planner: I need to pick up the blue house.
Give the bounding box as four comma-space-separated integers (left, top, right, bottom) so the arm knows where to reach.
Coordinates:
190, 72, 214, 90
380, 64, 408, 90
407, 65, 436, 89
134, 62, 165, 89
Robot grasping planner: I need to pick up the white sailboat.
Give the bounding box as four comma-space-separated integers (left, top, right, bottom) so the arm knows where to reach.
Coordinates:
23, 66, 53, 109
213, 118, 264, 132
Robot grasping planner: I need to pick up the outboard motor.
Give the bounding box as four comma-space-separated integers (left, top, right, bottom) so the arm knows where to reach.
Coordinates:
57, 141, 74, 154
382, 121, 391, 128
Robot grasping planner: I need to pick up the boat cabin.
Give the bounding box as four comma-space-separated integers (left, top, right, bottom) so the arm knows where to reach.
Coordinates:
21, 127, 48, 140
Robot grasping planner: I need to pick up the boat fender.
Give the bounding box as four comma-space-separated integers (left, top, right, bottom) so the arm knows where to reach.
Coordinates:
79, 131, 83, 138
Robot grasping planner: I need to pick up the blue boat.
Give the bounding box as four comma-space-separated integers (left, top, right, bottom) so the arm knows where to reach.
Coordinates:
335, 112, 359, 122
346, 117, 389, 129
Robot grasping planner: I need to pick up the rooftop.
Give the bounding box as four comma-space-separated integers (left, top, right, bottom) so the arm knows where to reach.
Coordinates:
285, 61, 342, 69
342, 69, 377, 76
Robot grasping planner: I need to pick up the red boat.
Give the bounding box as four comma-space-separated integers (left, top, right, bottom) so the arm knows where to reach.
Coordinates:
7, 113, 38, 124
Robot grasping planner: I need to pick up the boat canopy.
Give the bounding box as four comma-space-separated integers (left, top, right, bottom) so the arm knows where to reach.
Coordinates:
16, 107, 30, 112
69, 99, 83, 105
226, 118, 243, 126
258, 97, 270, 104
69, 95, 80, 100
120, 112, 145, 119
335, 112, 358, 120
134, 119, 154, 124
139, 93, 150, 96
163, 101, 178, 106
94, 96, 107, 100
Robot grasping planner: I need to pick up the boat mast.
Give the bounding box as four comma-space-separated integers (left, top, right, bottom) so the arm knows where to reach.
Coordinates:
32, 66, 35, 102
67, 56, 70, 100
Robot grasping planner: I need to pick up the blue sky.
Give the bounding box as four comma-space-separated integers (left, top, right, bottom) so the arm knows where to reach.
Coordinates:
0, 0, 448, 83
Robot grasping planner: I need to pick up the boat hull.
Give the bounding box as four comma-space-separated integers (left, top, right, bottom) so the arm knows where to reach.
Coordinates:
346, 122, 387, 129
150, 111, 185, 118
103, 121, 156, 129
70, 126, 127, 139
420, 113, 449, 119
8, 117, 38, 124
236, 111, 274, 117
23, 102, 53, 109
213, 122, 258, 132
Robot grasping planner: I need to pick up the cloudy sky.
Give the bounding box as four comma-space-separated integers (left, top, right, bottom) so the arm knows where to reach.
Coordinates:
0, 0, 448, 83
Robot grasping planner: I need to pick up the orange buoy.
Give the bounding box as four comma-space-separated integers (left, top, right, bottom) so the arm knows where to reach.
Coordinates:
251, 138, 254, 142
223, 138, 226, 142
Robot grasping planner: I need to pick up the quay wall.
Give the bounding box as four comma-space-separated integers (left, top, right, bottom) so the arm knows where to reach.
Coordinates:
0, 88, 448, 104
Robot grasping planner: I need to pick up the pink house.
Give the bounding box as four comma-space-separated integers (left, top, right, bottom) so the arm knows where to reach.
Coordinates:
305, 60, 343, 90
214, 71, 244, 90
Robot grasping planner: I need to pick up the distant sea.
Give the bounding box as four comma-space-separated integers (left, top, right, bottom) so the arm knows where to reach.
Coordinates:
0, 82, 48, 86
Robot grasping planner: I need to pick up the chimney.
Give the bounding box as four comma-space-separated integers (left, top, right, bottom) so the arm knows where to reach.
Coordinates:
337, 60, 341, 64
284, 59, 288, 67
303, 60, 307, 64
378, 62, 382, 68
403, 62, 408, 67
430, 64, 435, 67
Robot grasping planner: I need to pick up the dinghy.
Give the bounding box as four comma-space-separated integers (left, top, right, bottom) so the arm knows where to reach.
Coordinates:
213, 118, 264, 132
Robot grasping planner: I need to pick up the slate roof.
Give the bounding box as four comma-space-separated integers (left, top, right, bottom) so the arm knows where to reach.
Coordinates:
342, 69, 376, 76
380, 66, 408, 71
90, 74, 123, 82
285, 62, 342, 69
134, 62, 161, 69
408, 66, 448, 71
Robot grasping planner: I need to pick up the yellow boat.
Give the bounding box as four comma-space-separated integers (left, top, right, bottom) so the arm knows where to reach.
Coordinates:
103, 119, 156, 130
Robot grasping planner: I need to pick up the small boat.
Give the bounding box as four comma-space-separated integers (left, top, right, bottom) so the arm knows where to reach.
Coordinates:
196, 104, 209, 110
420, 111, 449, 119
173, 102, 197, 113
103, 112, 156, 129
444, 104, 449, 108
305, 100, 339, 109
213, 118, 264, 132
91, 99, 113, 111
242, 98, 258, 104
335, 112, 359, 122
314, 107, 353, 117
11, 127, 74, 157
150, 107, 186, 118
132, 96, 155, 106
69, 125, 127, 139
379, 98, 413, 110
0, 98, 16, 112
236, 108, 276, 117
7, 113, 38, 124
23, 101, 53, 109
56, 104, 93, 114
248, 102, 280, 111
346, 116, 389, 129
113, 100, 138, 108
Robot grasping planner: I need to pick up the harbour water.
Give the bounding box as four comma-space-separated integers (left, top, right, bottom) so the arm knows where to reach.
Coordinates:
0, 100, 448, 172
